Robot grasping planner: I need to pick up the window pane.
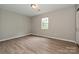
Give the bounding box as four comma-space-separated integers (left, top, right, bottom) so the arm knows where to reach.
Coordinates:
41, 17, 48, 29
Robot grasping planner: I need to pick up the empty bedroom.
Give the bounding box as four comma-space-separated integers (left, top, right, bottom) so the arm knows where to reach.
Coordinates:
0, 4, 79, 54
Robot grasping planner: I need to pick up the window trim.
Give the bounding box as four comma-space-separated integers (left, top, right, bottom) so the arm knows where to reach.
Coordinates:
41, 17, 48, 30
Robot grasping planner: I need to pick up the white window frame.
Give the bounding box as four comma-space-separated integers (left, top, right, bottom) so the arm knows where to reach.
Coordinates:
41, 17, 48, 29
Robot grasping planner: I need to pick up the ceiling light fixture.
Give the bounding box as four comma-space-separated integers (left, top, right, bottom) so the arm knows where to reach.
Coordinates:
31, 4, 40, 11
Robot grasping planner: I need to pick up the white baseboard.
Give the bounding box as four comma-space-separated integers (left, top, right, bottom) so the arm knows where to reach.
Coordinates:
32, 34, 76, 43
0, 33, 32, 42
52, 36, 76, 43
0, 33, 76, 43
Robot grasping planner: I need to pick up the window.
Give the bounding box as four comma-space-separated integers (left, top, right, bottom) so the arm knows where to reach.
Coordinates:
41, 17, 48, 29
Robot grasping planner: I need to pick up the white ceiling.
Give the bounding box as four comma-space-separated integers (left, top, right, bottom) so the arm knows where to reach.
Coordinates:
0, 4, 74, 16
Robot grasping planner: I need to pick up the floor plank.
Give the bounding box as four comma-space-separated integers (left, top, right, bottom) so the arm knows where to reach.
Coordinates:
0, 35, 78, 54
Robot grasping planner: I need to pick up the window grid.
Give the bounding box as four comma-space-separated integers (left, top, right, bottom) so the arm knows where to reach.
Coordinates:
41, 17, 48, 29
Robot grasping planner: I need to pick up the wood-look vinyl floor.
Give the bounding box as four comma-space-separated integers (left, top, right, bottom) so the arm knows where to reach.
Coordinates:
0, 35, 78, 54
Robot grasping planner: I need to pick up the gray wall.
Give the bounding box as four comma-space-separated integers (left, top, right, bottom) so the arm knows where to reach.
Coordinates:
32, 6, 76, 42
0, 9, 31, 40
0, 9, 2, 38
76, 5, 79, 44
